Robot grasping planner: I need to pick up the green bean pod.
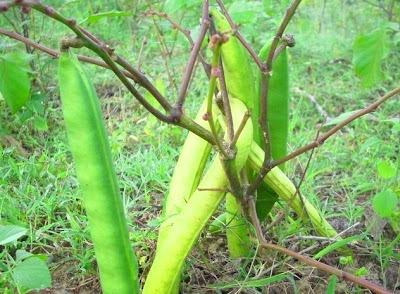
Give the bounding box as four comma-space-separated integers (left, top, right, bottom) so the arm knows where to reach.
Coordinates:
255, 39, 289, 165
209, 7, 257, 110
58, 50, 139, 294
209, 6, 255, 257
249, 142, 339, 239
143, 97, 253, 293
254, 39, 290, 220
157, 98, 217, 294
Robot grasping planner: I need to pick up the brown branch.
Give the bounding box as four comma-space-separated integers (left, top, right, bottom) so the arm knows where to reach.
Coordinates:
248, 200, 392, 294
143, 0, 177, 91
248, 86, 400, 196
0, 0, 218, 145
269, 86, 400, 169
218, 58, 234, 143
142, 8, 211, 78
0, 28, 138, 80
231, 109, 251, 147
215, 0, 263, 70
175, 0, 210, 108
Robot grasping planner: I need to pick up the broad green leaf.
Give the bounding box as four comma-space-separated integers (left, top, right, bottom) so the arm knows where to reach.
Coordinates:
186, 0, 202, 8
0, 57, 30, 114
373, 190, 398, 218
164, 0, 185, 14
314, 234, 364, 259
19, 109, 34, 124
352, 29, 389, 87
377, 161, 396, 179
325, 275, 337, 294
30, 92, 46, 115
2, 52, 34, 71
32, 117, 48, 131
0, 225, 27, 245
80, 11, 134, 24
16, 250, 33, 262
228, 1, 258, 24
12, 257, 51, 290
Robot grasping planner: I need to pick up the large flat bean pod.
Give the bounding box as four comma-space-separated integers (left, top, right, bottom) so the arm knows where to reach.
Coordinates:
143, 98, 253, 294
58, 50, 139, 294
254, 39, 290, 220
209, 7, 257, 111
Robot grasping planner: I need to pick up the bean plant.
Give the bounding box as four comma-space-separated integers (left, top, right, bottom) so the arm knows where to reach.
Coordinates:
0, 0, 398, 293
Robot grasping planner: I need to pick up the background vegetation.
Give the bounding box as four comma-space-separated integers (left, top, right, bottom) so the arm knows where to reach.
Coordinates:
0, 0, 399, 293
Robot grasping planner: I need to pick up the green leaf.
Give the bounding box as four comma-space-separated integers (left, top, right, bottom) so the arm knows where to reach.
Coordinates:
80, 11, 134, 24
339, 255, 353, 264
355, 267, 367, 276
314, 234, 365, 259
19, 109, 34, 124
372, 190, 398, 218
163, 0, 186, 14
16, 250, 33, 262
29, 92, 46, 115
185, 0, 202, 8
323, 109, 375, 127
323, 110, 360, 127
2, 52, 35, 71
0, 225, 27, 245
228, 1, 258, 24
352, 29, 390, 87
325, 275, 337, 294
0, 56, 30, 114
377, 161, 396, 179
11, 257, 51, 290
32, 117, 48, 131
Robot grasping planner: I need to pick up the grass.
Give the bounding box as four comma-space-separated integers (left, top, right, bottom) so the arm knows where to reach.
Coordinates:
1, 0, 400, 293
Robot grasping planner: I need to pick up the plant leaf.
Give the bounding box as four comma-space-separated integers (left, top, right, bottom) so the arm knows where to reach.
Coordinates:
0, 56, 30, 114
314, 234, 365, 259
16, 250, 33, 262
0, 225, 27, 245
32, 116, 48, 131
163, 0, 186, 14
325, 275, 337, 294
352, 29, 389, 87
228, 1, 259, 24
12, 257, 51, 290
377, 161, 396, 179
80, 11, 134, 24
373, 190, 398, 218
